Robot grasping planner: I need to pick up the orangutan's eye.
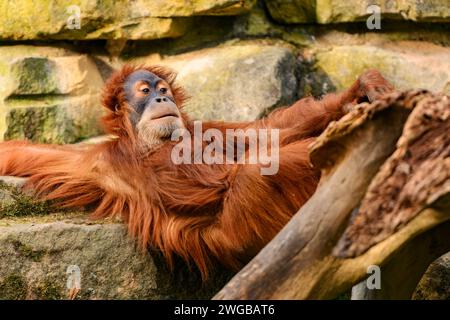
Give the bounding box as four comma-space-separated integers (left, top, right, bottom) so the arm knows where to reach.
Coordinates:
160, 87, 167, 94
138, 83, 151, 94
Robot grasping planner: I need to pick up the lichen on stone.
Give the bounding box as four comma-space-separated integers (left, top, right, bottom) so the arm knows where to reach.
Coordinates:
0, 273, 28, 300
11, 240, 45, 262
33, 278, 63, 300
0, 181, 52, 219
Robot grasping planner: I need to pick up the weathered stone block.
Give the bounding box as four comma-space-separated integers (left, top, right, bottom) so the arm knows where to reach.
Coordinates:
0, 0, 256, 40
265, 0, 316, 24
136, 42, 299, 121
0, 177, 232, 300
414, 252, 450, 300
265, 0, 450, 24
0, 46, 104, 143
313, 43, 450, 94
316, 0, 450, 24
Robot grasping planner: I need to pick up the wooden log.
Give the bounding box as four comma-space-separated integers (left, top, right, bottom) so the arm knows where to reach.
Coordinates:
344, 91, 450, 300
335, 91, 450, 257
214, 90, 449, 300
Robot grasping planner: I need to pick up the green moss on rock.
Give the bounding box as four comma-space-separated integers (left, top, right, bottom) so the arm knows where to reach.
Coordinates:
0, 46, 105, 143
0, 0, 255, 40
3, 97, 102, 144
0, 181, 52, 219
11, 58, 58, 95
316, 0, 450, 24
265, 0, 316, 24
11, 240, 45, 262
33, 279, 63, 300
313, 44, 450, 93
0, 274, 28, 300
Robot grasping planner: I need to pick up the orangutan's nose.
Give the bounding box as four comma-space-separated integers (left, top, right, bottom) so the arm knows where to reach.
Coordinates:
155, 97, 168, 103
147, 97, 179, 120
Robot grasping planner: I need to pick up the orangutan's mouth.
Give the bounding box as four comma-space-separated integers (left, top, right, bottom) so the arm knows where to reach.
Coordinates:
152, 113, 179, 120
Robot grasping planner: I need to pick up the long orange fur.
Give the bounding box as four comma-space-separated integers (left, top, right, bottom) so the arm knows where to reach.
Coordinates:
0, 66, 393, 279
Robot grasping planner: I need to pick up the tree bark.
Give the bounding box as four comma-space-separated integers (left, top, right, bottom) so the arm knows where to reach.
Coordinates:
214, 90, 450, 300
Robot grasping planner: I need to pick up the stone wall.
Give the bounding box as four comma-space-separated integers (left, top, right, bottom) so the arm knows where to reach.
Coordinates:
1, 0, 448, 144
0, 0, 449, 299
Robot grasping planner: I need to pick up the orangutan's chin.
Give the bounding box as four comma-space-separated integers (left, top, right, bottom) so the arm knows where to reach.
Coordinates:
137, 114, 185, 148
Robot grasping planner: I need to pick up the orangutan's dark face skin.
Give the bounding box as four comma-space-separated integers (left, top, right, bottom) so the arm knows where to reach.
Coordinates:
124, 70, 185, 147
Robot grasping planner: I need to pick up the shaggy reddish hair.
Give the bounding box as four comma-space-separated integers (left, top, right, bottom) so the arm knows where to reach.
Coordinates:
0, 66, 394, 279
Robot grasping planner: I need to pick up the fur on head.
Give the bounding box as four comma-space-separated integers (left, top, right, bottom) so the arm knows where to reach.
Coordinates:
101, 65, 189, 141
